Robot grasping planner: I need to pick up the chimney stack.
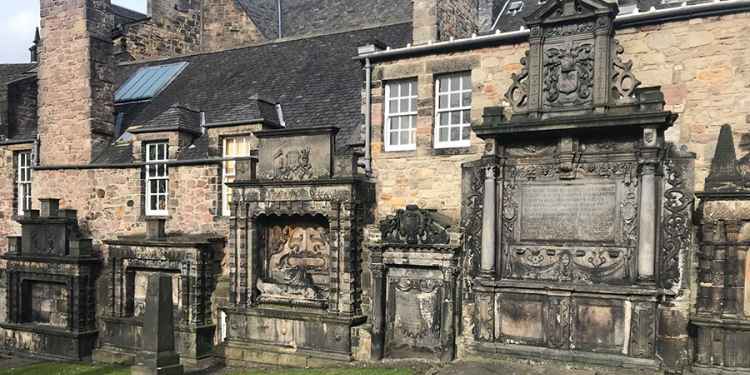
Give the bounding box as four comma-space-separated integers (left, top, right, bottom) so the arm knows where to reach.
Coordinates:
412, 0, 478, 45
37, 0, 115, 166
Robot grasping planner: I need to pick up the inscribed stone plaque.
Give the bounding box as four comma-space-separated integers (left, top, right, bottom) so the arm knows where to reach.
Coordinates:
520, 183, 617, 242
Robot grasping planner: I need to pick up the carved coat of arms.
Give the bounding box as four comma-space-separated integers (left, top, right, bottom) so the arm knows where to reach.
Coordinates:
543, 42, 594, 107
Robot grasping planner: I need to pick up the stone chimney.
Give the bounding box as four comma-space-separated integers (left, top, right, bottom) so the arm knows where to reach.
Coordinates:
412, 0, 478, 44
37, 0, 115, 166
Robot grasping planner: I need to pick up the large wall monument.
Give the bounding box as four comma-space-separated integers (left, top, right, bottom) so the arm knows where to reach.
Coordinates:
463, 0, 694, 372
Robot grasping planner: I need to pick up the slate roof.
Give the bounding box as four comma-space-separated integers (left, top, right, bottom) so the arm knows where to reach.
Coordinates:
112, 4, 148, 28
0, 64, 37, 142
130, 103, 203, 134
102, 22, 412, 164
235, 0, 413, 39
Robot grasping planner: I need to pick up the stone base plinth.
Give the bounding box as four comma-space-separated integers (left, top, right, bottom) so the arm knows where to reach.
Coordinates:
0, 324, 97, 361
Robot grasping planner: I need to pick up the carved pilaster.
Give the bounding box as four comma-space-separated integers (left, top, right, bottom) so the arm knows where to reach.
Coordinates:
637, 134, 661, 282
369, 254, 386, 360
481, 163, 498, 277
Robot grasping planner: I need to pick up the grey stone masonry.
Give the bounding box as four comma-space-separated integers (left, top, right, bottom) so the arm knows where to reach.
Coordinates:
131, 273, 184, 375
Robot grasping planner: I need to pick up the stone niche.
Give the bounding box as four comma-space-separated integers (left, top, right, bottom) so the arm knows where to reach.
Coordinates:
0, 199, 99, 360
94, 219, 223, 369
464, 0, 694, 372
369, 205, 460, 362
224, 127, 374, 366
692, 125, 750, 373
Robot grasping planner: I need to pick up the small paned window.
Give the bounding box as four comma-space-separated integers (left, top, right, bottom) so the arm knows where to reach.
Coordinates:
435, 72, 472, 148
222, 136, 253, 216
384, 80, 418, 151
145, 142, 169, 216
16, 151, 31, 216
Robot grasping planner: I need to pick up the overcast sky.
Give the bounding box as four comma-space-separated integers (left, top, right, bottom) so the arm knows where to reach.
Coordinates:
0, 0, 147, 64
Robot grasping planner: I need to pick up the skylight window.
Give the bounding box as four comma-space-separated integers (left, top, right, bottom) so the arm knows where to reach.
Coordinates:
114, 62, 188, 103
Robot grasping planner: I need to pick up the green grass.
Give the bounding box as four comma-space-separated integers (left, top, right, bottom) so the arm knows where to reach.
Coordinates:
226, 370, 413, 375
0, 363, 413, 375
0, 363, 129, 375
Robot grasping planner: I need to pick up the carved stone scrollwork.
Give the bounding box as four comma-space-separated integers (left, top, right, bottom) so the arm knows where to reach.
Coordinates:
501, 167, 519, 277
461, 167, 484, 297
508, 246, 631, 284
543, 42, 594, 108
505, 51, 530, 112
546, 297, 571, 349
612, 39, 641, 100
660, 153, 693, 289
379, 205, 450, 245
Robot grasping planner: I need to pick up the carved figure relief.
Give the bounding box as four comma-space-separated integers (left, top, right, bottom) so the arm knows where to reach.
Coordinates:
543, 42, 594, 108
380, 205, 450, 245
258, 221, 330, 302
267, 147, 314, 180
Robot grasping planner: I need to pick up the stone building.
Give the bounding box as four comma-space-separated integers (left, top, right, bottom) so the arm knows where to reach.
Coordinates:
0, 0, 749, 373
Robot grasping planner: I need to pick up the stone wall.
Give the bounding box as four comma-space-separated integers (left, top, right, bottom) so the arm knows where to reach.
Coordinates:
370, 12, 750, 225
202, 0, 267, 52
6, 77, 38, 140
0, 144, 32, 256
412, 0, 478, 44
38, 0, 115, 166
118, 1, 202, 60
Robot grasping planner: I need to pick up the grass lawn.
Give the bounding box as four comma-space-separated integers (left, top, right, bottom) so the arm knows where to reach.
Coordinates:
0, 363, 129, 375
227, 370, 413, 375
0, 363, 414, 375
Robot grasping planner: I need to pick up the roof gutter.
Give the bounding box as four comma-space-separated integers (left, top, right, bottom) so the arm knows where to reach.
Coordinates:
355, 0, 750, 62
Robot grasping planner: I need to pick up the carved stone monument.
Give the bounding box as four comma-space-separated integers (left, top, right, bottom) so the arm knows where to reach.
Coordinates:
464, 0, 694, 372
224, 127, 375, 366
0, 199, 99, 360
692, 124, 750, 372
370, 206, 459, 362
131, 273, 184, 375
94, 218, 222, 369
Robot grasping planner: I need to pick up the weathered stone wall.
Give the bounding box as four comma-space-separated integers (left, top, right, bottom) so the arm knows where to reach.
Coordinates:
413, 0, 478, 44
0, 144, 30, 255
202, 0, 267, 52
118, 1, 202, 60
38, 0, 115, 165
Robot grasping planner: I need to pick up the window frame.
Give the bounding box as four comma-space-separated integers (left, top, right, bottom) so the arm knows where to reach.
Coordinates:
222, 135, 253, 217
434, 72, 473, 149
15, 151, 32, 216
384, 79, 418, 152
144, 142, 169, 217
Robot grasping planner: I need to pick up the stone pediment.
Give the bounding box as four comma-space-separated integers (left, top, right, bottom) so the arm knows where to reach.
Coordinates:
525, 0, 617, 25
493, 0, 650, 127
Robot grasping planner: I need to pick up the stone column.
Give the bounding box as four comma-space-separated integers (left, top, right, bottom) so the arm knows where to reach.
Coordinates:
481, 165, 498, 276
369, 252, 386, 360
132, 273, 184, 375
637, 128, 660, 282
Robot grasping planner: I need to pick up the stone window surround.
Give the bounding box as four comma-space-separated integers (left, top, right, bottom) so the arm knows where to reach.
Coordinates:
375, 57, 479, 155
434, 71, 472, 149
13, 149, 32, 217
384, 79, 418, 152
144, 141, 170, 217
221, 133, 255, 217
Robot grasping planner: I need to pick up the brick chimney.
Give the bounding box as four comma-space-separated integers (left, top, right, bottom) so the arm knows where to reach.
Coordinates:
412, 0, 478, 44
38, 0, 115, 166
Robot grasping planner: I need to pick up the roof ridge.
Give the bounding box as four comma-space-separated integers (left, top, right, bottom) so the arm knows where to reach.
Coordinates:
116, 21, 412, 67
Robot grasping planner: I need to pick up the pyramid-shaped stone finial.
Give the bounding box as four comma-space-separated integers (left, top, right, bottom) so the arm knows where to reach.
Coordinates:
706, 124, 744, 192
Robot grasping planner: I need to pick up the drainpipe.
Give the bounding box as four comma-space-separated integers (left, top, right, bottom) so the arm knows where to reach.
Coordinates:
363, 57, 373, 175
277, 0, 283, 38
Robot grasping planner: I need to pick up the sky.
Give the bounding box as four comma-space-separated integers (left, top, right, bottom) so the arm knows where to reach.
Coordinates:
0, 0, 148, 64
